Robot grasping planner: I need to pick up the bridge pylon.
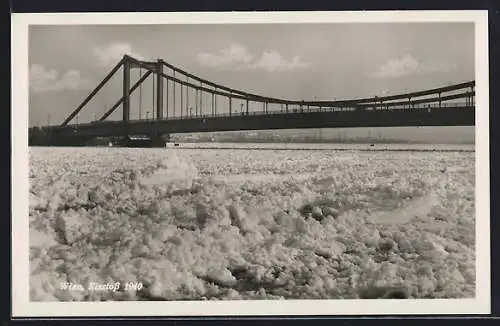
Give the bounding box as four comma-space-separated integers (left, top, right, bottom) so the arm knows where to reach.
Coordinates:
57, 55, 170, 147
61, 55, 166, 127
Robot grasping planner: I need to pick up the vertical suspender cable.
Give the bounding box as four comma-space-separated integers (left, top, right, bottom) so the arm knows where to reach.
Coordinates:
139, 68, 143, 120
173, 70, 176, 118
152, 74, 156, 119
212, 92, 214, 116
200, 82, 203, 116
186, 76, 189, 117
195, 89, 198, 116
181, 79, 184, 118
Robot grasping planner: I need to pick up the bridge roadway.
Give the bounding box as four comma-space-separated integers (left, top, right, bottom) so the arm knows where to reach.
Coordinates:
32, 104, 474, 146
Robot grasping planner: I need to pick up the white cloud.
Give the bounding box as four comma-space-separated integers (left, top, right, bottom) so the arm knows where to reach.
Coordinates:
93, 43, 146, 66
197, 43, 311, 72
197, 43, 254, 68
370, 54, 457, 78
253, 51, 310, 72
29, 64, 92, 93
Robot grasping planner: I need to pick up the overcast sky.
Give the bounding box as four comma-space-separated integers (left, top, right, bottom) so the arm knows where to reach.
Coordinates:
28, 23, 475, 142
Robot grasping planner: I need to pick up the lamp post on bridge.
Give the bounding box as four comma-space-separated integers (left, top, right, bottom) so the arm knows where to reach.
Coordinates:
315, 96, 320, 112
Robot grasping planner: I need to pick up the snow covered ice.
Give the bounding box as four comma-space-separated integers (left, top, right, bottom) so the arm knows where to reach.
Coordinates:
28, 145, 476, 301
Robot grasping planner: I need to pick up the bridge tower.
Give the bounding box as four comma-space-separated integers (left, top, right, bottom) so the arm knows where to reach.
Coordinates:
122, 56, 167, 147
53, 55, 171, 147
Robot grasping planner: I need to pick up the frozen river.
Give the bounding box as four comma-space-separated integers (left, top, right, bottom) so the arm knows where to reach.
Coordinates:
29, 143, 476, 301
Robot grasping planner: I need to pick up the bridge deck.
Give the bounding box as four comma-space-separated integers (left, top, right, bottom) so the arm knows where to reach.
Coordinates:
36, 105, 474, 141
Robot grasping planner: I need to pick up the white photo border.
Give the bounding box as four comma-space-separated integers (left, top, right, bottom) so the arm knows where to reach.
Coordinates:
11, 11, 490, 317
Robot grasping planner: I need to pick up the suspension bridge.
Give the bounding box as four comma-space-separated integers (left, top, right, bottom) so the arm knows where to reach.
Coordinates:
29, 54, 475, 147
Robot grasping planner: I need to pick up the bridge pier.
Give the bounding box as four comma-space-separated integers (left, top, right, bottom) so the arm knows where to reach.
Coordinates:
149, 133, 168, 147
116, 133, 168, 148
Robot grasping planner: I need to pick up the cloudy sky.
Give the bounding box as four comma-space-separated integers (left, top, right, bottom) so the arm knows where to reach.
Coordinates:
29, 23, 475, 142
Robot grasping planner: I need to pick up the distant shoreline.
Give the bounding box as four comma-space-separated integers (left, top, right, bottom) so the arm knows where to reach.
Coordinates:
168, 146, 475, 153
169, 139, 475, 145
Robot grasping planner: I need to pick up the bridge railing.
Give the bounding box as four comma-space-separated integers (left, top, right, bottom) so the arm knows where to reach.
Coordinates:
56, 100, 472, 129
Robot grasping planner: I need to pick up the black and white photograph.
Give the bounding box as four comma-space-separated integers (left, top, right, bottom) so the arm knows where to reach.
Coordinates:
12, 11, 490, 316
